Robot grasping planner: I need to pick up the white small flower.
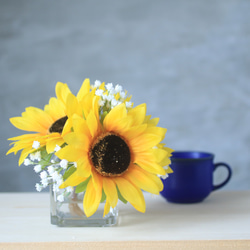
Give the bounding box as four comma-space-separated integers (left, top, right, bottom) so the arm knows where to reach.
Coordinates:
34, 164, 42, 173
53, 182, 61, 192
66, 186, 73, 193
95, 89, 104, 96
106, 83, 113, 91
94, 80, 101, 88
56, 177, 63, 186
125, 101, 132, 108
115, 84, 123, 93
111, 99, 118, 107
120, 91, 126, 99
41, 178, 49, 188
54, 145, 61, 152
105, 94, 113, 102
52, 172, 63, 185
60, 159, 68, 169
47, 165, 55, 175
30, 151, 41, 161
73, 162, 77, 168
161, 174, 169, 180
32, 141, 40, 149
51, 171, 60, 181
24, 158, 32, 166
40, 171, 48, 179
35, 183, 43, 192
57, 194, 64, 202
98, 99, 105, 107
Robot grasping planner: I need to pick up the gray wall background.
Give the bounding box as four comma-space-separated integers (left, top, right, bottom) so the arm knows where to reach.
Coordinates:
1, 0, 250, 191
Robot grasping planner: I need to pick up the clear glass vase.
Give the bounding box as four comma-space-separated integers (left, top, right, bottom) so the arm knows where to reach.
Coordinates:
50, 186, 118, 227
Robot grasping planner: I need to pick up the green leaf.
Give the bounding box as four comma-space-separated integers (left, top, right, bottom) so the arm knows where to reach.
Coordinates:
63, 166, 76, 181
75, 177, 91, 193
117, 187, 128, 204
39, 148, 53, 165
100, 190, 106, 203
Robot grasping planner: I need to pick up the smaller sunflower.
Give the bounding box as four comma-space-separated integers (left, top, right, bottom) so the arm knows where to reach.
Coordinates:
6, 80, 91, 165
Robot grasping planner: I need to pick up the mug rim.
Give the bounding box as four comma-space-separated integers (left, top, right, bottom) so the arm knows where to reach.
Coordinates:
171, 151, 214, 161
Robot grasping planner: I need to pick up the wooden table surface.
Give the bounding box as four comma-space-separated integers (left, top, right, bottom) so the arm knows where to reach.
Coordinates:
0, 191, 249, 249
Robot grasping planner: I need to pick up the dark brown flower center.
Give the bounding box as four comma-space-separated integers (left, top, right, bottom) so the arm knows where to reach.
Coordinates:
90, 133, 131, 177
49, 116, 68, 134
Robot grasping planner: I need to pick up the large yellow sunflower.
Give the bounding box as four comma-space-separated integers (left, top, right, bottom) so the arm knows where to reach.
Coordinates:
7, 79, 91, 165
56, 101, 173, 217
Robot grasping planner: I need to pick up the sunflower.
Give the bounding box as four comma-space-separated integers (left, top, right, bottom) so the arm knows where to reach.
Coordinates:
56, 99, 173, 217
7, 79, 91, 165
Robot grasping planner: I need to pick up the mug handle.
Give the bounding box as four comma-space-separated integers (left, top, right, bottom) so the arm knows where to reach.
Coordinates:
212, 162, 232, 191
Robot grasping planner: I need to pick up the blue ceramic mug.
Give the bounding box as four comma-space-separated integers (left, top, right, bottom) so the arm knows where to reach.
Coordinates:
160, 151, 232, 203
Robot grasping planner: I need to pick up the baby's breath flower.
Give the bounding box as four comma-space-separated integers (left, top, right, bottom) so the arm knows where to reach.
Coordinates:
106, 83, 113, 91
60, 159, 68, 169
51, 171, 61, 182
126, 101, 132, 108
47, 165, 55, 175
24, 158, 32, 166
111, 99, 118, 107
53, 183, 60, 193
66, 186, 73, 192
98, 99, 105, 107
40, 171, 48, 179
161, 173, 169, 180
57, 194, 64, 202
54, 145, 61, 152
120, 91, 126, 99
41, 178, 49, 188
30, 151, 41, 161
34, 164, 42, 173
94, 80, 101, 88
115, 84, 123, 93
35, 183, 43, 192
32, 141, 40, 149
95, 89, 104, 96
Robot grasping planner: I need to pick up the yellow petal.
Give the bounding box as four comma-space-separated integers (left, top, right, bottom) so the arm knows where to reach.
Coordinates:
86, 110, 99, 139
145, 126, 167, 141
103, 178, 118, 208
77, 78, 90, 101
55, 145, 83, 162
135, 158, 166, 175
66, 93, 82, 117
144, 116, 159, 126
151, 148, 168, 163
129, 133, 162, 152
127, 103, 146, 126
10, 107, 50, 134
76, 155, 92, 177
103, 104, 127, 131
44, 97, 66, 119
60, 172, 87, 189
46, 137, 64, 153
103, 200, 111, 217
115, 177, 146, 213
125, 165, 163, 194
63, 132, 89, 151
122, 124, 147, 140
83, 178, 102, 217
55, 82, 72, 104
19, 147, 36, 166
71, 115, 91, 139
91, 170, 103, 191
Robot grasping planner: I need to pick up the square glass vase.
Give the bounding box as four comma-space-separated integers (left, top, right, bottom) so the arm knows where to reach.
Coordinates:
50, 186, 118, 227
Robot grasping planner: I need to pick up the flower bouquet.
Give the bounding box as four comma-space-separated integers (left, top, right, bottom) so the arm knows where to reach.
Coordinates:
7, 79, 173, 226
